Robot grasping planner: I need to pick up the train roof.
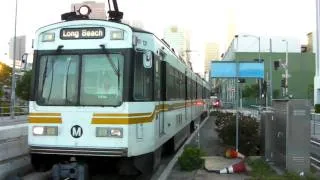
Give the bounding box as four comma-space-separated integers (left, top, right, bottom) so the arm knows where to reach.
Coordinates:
35, 18, 209, 85
35, 18, 153, 34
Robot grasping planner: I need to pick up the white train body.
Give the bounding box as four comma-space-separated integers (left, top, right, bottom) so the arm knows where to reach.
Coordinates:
28, 19, 210, 170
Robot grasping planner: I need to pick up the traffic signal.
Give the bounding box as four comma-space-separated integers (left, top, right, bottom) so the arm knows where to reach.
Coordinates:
274, 61, 280, 70
262, 80, 267, 93
280, 79, 286, 87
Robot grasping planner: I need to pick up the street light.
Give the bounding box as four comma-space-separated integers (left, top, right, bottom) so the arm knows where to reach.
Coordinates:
242, 34, 261, 61
269, 38, 273, 106
10, 0, 18, 118
282, 39, 289, 97
240, 34, 263, 106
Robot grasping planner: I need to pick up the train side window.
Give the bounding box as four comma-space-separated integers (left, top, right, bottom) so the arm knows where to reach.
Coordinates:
175, 69, 180, 99
133, 51, 153, 101
187, 78, 191, 100
180, 73, 185, 99
154, 57, 160, 101
166, 65, 174, 100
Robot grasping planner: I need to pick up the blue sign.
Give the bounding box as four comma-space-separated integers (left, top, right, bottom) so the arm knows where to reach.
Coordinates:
211, 61, 264, 79
210, 62, 236, 78
239, 62, 264, 78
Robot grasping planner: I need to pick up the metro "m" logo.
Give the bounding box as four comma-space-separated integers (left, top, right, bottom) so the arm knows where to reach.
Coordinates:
70, 125, 83, 138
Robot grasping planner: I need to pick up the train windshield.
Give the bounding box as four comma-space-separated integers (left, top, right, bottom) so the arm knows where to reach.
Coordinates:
36, 53, 124, 106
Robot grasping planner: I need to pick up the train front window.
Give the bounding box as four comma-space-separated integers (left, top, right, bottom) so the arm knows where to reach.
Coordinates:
37, 55, 80, 105
80, 54, 124, 106
36, 53, 124, 106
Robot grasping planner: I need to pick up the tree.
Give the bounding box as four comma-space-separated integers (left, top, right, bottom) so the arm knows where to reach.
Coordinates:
16, 70, 32, 101
242, 84, 259, 98
308, 84, 314, 100
0, 62, 12, 86
273, 89, 280, 99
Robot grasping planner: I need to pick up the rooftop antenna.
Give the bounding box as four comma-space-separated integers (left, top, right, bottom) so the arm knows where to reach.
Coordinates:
107, 0, 123, 22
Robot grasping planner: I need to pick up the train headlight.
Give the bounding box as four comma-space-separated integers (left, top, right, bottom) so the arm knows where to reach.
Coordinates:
96, 127, 108, 137
33, 126, 44, 135
32, 126, 58, 136
110, 128, 123, 138
95, 127, 123, 138
110, 31, 124, 40
46, 126, 58, 136
41, 33, 55, 42
79, 5, 91, 16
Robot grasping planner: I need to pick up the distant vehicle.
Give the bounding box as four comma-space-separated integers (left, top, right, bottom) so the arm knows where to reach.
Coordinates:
210, 96, 222, 108
213, 99, 222, 108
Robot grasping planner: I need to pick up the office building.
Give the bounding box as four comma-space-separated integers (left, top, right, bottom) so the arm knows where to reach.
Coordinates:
163, 26, 191, 61
204, 42, 220, 74
9, 35, 26, 62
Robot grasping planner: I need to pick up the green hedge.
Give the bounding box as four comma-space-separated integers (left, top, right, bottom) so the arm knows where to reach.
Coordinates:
178, 145, 206, 171
315, 104, 320, 113
213, 111, 260, 155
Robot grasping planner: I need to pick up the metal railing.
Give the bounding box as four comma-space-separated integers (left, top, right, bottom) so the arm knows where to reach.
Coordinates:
0, 105, 28, 117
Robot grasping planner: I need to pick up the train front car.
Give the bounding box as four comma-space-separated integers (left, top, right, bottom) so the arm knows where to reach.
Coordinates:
28, 15, 156, 174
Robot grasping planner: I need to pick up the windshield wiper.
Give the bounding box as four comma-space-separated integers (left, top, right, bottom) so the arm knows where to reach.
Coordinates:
65, 58, 72, 104
99, 44, 120, 77
47, 58, 55, 102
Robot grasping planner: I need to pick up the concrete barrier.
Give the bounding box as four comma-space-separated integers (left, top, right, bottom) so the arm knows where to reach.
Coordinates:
0, 123, 30, 180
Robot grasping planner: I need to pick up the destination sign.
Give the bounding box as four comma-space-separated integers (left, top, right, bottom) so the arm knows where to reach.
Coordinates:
60, 27, 105, 40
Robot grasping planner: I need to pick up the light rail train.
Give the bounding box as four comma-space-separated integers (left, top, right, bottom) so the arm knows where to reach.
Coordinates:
27, 1, 211, 177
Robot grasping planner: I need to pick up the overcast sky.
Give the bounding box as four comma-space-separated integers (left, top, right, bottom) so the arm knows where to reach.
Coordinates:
0, 0, 316, 74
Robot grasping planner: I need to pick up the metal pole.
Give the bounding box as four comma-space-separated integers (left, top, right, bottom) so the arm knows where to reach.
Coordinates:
240, 83, 243, 109
236, 61, 239, 151
258, 37, 262, 107
269, 38, 273, 105
285, 40, 288, 97
316, 0, 320, 77
10, 0, 18, 118
258, 37, 261, 61
266, 72, 269, 107
315, 0, 320, 105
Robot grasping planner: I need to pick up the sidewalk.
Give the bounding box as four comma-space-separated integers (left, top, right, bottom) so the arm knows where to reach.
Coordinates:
0, 115, 27, 127
167, 116, 250, 180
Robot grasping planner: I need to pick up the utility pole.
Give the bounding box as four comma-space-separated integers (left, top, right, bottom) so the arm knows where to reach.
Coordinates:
282, 39, 289, 97
269, 38, 273, 106
10, 0, 18, 118
314, 0, 320, 105
258, 37, 262, 107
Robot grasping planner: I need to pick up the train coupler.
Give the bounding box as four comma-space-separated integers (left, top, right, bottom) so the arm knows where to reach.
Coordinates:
52, 161, 88, 180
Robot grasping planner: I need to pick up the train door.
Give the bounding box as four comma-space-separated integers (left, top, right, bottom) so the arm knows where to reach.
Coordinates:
156, 54, 165, 136
184, 70, 188, 123
191, 75, 194, 121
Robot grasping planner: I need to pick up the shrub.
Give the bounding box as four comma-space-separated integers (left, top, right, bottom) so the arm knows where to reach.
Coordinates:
246, 158, 275, 178
178, 145, 205, 171
215, 112, 260, 155
315, 104, 320, 113
210, 110, 219, 116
